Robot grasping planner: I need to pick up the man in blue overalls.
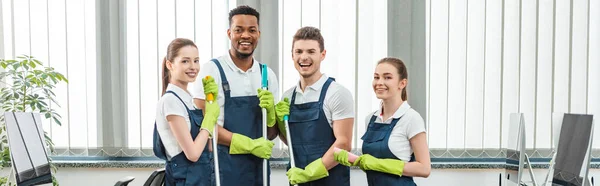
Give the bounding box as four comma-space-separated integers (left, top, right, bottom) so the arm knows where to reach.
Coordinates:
191, 5, 280, 186
275, 26, 355, 186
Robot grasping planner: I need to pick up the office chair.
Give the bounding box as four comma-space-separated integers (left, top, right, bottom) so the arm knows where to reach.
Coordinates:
143, 168, 166, 186
114, 176, 135, 186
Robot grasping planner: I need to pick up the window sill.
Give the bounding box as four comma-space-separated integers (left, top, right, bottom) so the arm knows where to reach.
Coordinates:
48, 157, 595, 169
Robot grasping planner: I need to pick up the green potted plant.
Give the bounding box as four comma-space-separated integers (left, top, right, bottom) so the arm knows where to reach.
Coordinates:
0, 55, 68, 186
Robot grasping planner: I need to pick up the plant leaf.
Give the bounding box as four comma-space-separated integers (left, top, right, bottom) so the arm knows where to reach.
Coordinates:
29, 61, 36, 69
57, 73, 68, 83
52, 116, 61, 126
33, 59, 43, 66
49, 75, 57, 84
36, 102, 44, 111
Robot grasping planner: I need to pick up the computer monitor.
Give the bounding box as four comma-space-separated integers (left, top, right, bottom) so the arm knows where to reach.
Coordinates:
4, 112, 53, 185
505, 113, 526, 186
551, 113, 594, 186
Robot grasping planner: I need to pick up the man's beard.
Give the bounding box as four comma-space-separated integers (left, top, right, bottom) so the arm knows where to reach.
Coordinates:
234, 49, 254, 60
300, 70, 316, 78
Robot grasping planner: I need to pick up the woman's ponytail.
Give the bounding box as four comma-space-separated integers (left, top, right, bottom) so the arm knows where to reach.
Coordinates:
161, 57, 170, 95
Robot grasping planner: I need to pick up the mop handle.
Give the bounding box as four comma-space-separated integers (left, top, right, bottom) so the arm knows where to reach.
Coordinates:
261, 64, 268, 186
204, 76, 220, 186
283, 116, 298, 186
212, 127, 220, 186
261, 63, 269, 139
283, 115, 295, 168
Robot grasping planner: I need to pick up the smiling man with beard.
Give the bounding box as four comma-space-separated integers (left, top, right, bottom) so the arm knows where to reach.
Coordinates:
274, 26, 355, 186
191, 5, 281, 186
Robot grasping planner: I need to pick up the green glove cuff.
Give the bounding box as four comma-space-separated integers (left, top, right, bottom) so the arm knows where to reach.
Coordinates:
275, 98, 290, 125
358, 155, 405, 177
352, 158, 361, 166
230, 133, 274, 159
287, 158, 329, 185
200, 117, 216, 137
275, 112, 284, 125
257, 89, 277, 127
277, 121, 287, 139
306, 158, 329, 178
267, 106, 276, 127
200, 101, 219, 137
376, 158, 405, 176
230, 133, 253, 154
334, 150, 352, 167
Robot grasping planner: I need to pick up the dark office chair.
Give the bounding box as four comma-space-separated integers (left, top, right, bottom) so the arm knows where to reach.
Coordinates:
143, 168, 166, 186
114, 176, 135, 186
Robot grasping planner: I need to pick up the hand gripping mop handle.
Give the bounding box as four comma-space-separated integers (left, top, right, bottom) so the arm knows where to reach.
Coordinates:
261, 64, 268, 186
284, 115, 298, 186
205, 76, 221, 186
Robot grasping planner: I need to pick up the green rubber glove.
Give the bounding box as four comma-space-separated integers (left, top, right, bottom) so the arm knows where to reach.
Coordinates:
200, 101, 219, 137
203, 76, 218, 99
229, 133, 274, 159
277, 121, 288, 140
275, 98, 290, 124
257, 89, 276, 127
333, 149, 357, 167
201, 76, 220, 137
286, 158, 329, 185
355, 154, 405, 176
275, 98, 290, 138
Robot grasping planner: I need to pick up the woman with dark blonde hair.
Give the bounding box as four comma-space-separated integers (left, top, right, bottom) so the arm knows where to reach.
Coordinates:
153, 38, 220, 186
334, 57, 431, 186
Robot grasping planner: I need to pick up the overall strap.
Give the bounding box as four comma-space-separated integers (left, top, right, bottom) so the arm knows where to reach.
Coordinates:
368, 115, 378, 125
291, 88, 298, 105
210, 59, 231, 101
211, 59, 267, 96
318, 77, 335, 107
290, 77, 335, 105
165, 90, 190, 111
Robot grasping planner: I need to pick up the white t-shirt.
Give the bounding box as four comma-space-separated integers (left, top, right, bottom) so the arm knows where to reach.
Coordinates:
155, 84, 196, 159
281, 74, 355, 128
363, 101, 426, 161
190, 54, 279, 126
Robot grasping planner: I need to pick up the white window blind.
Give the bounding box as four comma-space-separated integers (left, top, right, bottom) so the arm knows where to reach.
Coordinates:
427, 0, 600, 158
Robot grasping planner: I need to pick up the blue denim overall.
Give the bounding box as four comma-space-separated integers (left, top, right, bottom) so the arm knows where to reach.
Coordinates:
361, 116, 416, 186
211, 59, 270, 186
153, 90, 215, 186
288, 77, 350, 186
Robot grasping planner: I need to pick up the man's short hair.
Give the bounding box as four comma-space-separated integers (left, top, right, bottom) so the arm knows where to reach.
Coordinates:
292, 26, 325, 52
228, 5, 260, 26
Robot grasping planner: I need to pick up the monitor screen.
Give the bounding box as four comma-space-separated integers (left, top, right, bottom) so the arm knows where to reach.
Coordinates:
551, 114, 593, 186
4, 112, 53, 185
505, 113, 525, 185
